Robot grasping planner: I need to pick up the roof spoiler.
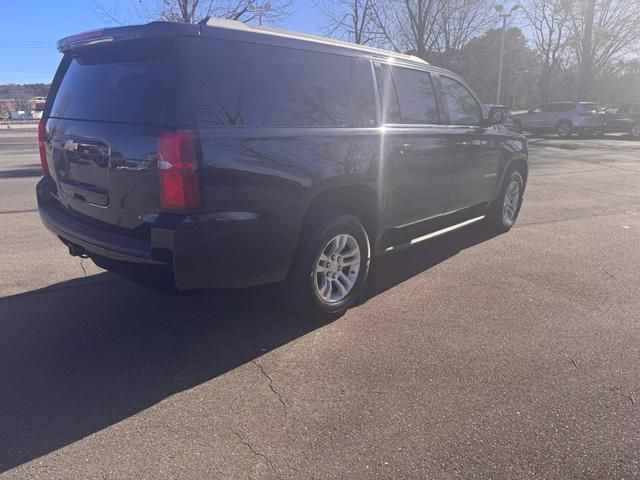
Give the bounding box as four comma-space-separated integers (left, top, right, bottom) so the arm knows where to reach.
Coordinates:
57, 22, 198, 53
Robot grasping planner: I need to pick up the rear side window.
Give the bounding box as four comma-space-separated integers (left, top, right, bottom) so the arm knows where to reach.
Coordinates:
49, 39, 175, 124
439, 76, 482, 125
390, 66, 439, 124
188, 39, 354, 127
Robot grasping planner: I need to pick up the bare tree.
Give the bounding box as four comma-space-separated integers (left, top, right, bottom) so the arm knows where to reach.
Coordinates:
95, 0, 292, 26
431, 0, 496, 54
316, 0, 382, 45
569, 0, 640, 98
368, 0, 444, 58
360, 0, 494, 59
13, 97, 31, 112
521, 0, 572, 103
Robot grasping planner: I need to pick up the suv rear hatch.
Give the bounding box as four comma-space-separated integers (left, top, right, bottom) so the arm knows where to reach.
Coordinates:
42, 26, 196, 234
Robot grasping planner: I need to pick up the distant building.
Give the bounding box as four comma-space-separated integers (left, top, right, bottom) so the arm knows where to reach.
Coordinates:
0, 96, 47, 119
30, 97, 46, 112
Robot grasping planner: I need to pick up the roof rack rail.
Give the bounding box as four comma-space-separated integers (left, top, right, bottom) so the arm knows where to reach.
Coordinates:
198, 17, 251, 30
198, 16, 428, 65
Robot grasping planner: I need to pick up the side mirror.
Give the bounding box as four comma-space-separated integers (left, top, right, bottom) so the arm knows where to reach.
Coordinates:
487, 107, 506, 125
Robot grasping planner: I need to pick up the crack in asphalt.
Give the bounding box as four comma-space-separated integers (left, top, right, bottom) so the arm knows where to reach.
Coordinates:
234, 431, 280, 479
252, 359, 288, 415
79, 258, 88, 278
0, 208, 38, 215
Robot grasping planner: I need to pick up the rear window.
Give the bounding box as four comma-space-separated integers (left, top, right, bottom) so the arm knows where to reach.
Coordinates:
49, 39, 175, 124
187, 38, 369, 127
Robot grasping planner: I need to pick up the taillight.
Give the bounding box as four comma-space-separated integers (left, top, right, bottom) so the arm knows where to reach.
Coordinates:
38, 119, 50, 176
157, 131, 201, 210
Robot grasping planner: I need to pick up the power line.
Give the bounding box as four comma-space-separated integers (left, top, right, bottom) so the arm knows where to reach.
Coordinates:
0, 41, 56, 49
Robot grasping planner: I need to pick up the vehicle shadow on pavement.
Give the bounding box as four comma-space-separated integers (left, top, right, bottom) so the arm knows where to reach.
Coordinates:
0, 224, 496, 472
364, 223, 497, 300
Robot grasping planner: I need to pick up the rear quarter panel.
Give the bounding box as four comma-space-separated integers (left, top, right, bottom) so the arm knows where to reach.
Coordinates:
194, 126, 380, 281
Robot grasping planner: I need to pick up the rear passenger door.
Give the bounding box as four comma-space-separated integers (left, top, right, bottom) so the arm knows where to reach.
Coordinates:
375, 63, 454, 243
437, 75, 501, 212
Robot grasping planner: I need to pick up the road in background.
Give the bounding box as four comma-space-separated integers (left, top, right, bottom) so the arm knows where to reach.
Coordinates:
1, 130, 639, 479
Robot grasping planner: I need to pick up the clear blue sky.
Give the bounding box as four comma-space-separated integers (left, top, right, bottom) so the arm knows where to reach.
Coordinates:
0, 0, 322, 85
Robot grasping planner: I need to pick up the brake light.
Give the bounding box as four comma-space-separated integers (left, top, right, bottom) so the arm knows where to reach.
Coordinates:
38, 119, 50, 176
70, 29, 104, 42
157, 131, 201, 210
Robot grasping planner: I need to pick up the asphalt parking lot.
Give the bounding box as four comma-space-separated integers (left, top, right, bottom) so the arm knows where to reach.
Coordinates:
0, 129, 639, 479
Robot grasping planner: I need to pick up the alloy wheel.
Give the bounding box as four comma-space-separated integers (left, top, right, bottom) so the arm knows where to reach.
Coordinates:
558, 123, 571, 138
502, 180, 520, 226
314, 234, 361, 304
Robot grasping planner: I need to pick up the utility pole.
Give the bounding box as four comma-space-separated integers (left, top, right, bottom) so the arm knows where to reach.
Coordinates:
495, 4, 520, 105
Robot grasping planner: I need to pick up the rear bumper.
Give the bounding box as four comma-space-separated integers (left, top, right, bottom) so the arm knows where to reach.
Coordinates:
37, 177, 294, 290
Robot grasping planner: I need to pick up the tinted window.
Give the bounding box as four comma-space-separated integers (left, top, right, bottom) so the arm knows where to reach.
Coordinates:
50, 39, 174, 124
351, 58, 377, 127
189, 39, 352, 127
391, 67, 438, 124
543, 103, 575, 112
580, 103, 599, 113
374, 64, 401, 124
440, 76, 482, 125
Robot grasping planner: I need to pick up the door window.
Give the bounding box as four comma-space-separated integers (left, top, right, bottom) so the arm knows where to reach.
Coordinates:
389, 67, 439, 124
439, 76, 482, 126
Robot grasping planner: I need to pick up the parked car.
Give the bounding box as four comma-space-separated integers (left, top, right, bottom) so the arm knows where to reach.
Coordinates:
512, 101, 605, 138
37, 19, 528, 319
602, 103, 640, 138
483, 104, 516, 131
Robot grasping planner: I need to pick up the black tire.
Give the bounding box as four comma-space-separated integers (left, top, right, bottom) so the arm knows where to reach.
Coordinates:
485, 169, 525, 233
557, 120, 572, 138
281, 214, 371, 322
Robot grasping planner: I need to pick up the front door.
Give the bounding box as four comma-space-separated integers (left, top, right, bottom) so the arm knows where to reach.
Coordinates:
437, 75, 501, 213
374, 63, 454, 246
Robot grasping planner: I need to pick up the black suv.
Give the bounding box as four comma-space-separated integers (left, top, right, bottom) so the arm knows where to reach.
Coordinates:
603, 103, 640, 138
37, 19, 528, 319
